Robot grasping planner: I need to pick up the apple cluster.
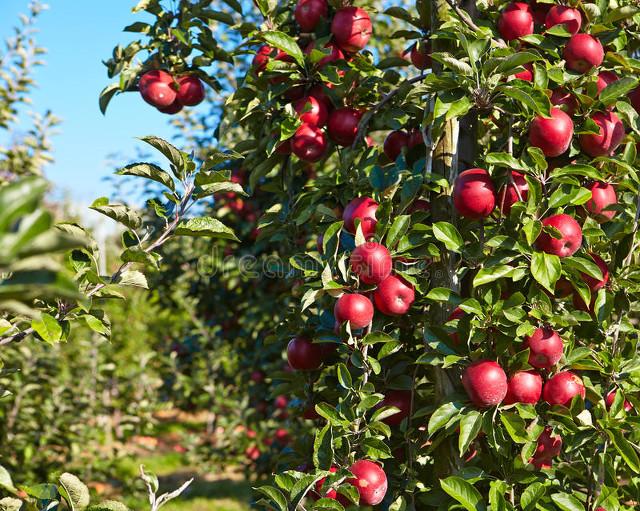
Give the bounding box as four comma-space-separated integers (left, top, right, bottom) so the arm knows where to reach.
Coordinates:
138, 69, 205, 114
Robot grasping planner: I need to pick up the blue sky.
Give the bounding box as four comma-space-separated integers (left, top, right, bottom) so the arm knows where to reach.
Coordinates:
0, 1, 178, 202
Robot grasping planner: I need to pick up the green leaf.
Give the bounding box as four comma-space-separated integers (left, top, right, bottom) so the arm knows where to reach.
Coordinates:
175, 217, 238, 240
488, 480, 508, 511
433, 222, 464, 252
530, 251, 560, 293
0, 465, 17, 493
500, 412, 529, 444
313, 423, 334, 470
98, 83, 120, 115
115, 270, 148, 289
485, 152, 525, 170
473, 265, 514, 287
31, 313, 62, 345
520, 482, 545, 511
260, 31, 304, 67
550, 492, 585, 511
501, 86, 551, 116
90, 198, 142, 230
608, 429, 640, 473
116, 163, 175, 191
426, 288, 461, 303
386, 215, 411, 248
440, 476, 486, 511
254, 486, 287, 511
336, 363, 352, 390
458, 411, 482, 456
139, 136, 189, 179
59, 473, 90, 511
428, 401, 463, 435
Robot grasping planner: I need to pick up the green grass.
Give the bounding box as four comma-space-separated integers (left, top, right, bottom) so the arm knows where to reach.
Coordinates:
110, 452, 252, 511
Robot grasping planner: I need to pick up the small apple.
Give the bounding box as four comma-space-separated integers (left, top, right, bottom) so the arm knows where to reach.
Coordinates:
453, 168, 497, 219
447, 307, 465, 345
250, 370, 265, 383
629, 85, 640, 113
504, 370, 543, 404
462, 360, 508, 408
498, 2, 534, 41
331, 7, 372, 53
514, 63, 533, 81
498, 170, 529, 214
379, 390, 412, 425
291, 123, 328, 162
334, 293, 374, 329
605, 389, 633, 412
545, 5, 581, 34
343, 196, 378, 238
529, 426, 562, 469
139, 70, 177, 108
579, 111, 625, 157
157, 99, 183, 115
550, 88, 578, 115
543, 371, 585, 406
374, 274, 415, 316
564, 33, 604, 73
327, 107, 362, 146
294, 95, 329, 126
274, 395, 288, 409
579, 252, 609, 293
245, 445, 261, 461
585, 182, 617, 223
596, 71, 618, 95
525, 327, 564, 369
294, 0, 328, 32
409, 40, 431, 69
287, 336, 325, 370
349, 242, 392, 285
176, 75, 205, 106
383, 130, 410, 161
348, 460, 388, 506
529, 107, 574, 157
535, 213, 582, 257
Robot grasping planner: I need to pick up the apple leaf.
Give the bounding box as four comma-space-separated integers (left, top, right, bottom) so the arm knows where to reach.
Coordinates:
530, 252, 561, 293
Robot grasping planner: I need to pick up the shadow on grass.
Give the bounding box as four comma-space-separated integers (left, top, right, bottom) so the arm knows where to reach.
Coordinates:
159, 473, 253, 503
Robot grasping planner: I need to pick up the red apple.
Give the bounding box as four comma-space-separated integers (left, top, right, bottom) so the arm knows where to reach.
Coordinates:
374, 274, 415, 316
498, 3, 534, 41
543, 371, 586, 406
139, 70, 176, 108
596, 71, 618, 95
529, 107, 574, 157
287, 336, 325, 371
245, 445, 261, 461
581, 252, 609, 291
605, 389, 633, 412
379, 390, 412, 425
314, 466, 346, 502
157, 99, 183, 115
525, 327, 564, 369
350, 242, 392, 285
462, 360, 508, 408
564, 33, 604, 73
327, 107, 362, 146
347, 460, 387, 506
550, 88, 578, 115
448, 307, 465, 345
291, 123, 328, 162
176, 75, 205, 106
514, 63, 533, 81
274, 395, 288, 409
530, 426, 562, 469
545, 6, 581, 35
383, 130, 410, 161
629, 85, 640, 113
250, 370, 265, 383
409, 198, 430, 213
331, 7, 372, 53
410, 40, 431, 69
579, 111, 625, 157
343, 196, 378, 238
294, 96, 329, 126
585, 182, 617, 222
498, 170, 529, 213
334, 293, 374, 329
294, 0, 328, 32
504, 370, 543, 404
535, 214, 582, 257
453, 168, 497, 219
